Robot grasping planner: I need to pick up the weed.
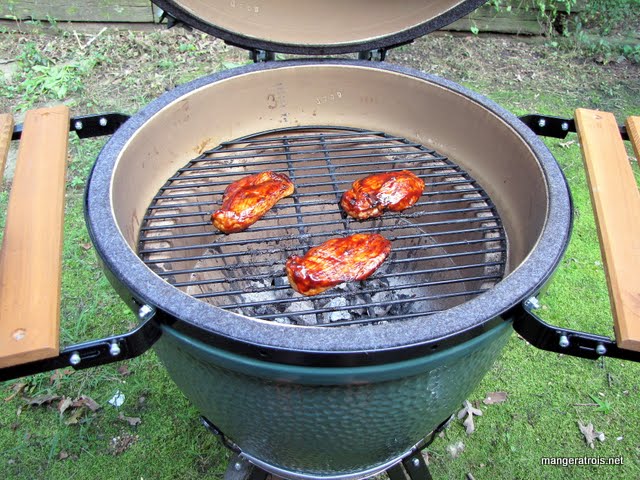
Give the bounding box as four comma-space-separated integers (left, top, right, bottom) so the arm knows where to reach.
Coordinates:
0, 42, 102, 110
589, 394, 613, 414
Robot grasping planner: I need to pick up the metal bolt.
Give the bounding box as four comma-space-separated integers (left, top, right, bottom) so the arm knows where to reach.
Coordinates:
69, 352, 81, 366
525, 296, 540, 310
234, 462, 242, 471
109, 341, 121, 357
537, 118, 546, 128
138, 304, 156, 321
596, 344, 607, 356
559, 335, 570, 348
561, 122, 569, 131
74, 120, 83, 130
99, 117, 108, 127
412, 458, 421, 467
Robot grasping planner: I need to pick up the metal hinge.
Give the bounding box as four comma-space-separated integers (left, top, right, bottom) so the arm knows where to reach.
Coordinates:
250, 50, 276, 63
358, 48, 387, 61
520, 114, 629, 141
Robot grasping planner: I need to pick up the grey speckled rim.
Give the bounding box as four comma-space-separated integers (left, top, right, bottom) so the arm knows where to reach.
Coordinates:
86, 60, 572, 366
152, 0, 487, 55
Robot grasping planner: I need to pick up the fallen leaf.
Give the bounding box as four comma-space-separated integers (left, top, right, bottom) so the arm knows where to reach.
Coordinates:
578, 421, 605, 448
65, 407, 86, 425
24, 394, 60, 406
559, 140, 576, 148
483, 392, 508, 405
118, 412, 142, 426
58, 397, 73, 416
457, 400, 483, 435
4, 383, 26, 402
59, 451, 69, 460
72, 395, 101, 412
80, 243, 92, 251
117, 364, 131, 377
109, 433, 139, 456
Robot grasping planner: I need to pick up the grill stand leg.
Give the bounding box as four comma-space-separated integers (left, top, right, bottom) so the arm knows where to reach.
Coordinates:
203, 414, 450, 480
386, 453, 433, 480
225, 453, 277, 480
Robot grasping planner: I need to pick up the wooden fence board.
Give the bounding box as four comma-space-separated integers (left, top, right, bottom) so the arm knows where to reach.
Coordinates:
1, 0, 155, 23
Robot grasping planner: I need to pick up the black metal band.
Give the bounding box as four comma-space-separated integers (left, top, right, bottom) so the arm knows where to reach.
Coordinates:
11, 113, 130, 141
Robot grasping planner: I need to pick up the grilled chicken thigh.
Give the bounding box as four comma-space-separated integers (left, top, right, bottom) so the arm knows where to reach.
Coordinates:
286, 233, 391, 296
212, 171, 294, 233
340, 170, 424, 220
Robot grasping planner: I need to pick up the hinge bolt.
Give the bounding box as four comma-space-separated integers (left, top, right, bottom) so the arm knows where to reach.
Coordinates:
538, 118, 546, 128
74, 120, 83, 130
561, 122, 569, 131
234, 462, 242, 471
412, 457, 421, 467
69, 352, 81, 366
559, 335, 570, 348
99, 117, 108, 127
525, 296, 540, 310
596, 344, 607, 356
138, 304, 156, 321
109, 341, 121, 357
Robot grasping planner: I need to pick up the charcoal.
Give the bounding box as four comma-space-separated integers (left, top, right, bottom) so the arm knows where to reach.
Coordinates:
371, 291, 394, 316
285, 300, 317, 325
323, 297, 352, 323
274, 317, 293, 324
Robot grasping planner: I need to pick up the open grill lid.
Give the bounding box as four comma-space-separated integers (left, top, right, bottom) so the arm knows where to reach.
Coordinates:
152, 0, 486, 55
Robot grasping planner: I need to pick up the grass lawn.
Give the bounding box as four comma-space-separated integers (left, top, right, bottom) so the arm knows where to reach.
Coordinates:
0, 22, 639, 479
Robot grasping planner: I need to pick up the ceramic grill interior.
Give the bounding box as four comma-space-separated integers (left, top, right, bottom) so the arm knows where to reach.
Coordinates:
139, 127, 507, 327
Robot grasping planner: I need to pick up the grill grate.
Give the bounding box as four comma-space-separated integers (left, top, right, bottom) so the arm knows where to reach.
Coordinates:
138, 127, 507, 327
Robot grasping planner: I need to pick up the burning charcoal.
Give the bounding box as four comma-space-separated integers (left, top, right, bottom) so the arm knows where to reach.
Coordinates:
274, 317, 293, 324
371, 291, 394, 316
250, 279, 271, 289
284, 301, 317, 325
323, 297, 352, 323
273, 276, 289, 288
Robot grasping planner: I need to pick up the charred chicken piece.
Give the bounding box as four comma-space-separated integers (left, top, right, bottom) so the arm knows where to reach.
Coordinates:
212, 171, 294, 233
340, 170, 425, 220
286, 233, 391, 296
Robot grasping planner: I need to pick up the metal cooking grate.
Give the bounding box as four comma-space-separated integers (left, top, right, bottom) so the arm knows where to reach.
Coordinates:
138, 127, 507, 327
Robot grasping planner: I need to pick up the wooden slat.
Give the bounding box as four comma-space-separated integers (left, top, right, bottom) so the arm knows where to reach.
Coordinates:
0, 106, 70, 368
627, 116, 640, 168
575, 108, 640, 352
0, 1, 155, 23
0, 114, 13, 179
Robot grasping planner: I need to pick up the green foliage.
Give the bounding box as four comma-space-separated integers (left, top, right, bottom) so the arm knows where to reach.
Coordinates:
579, 0, 640, 34
485, 0, 639, 62
0, 42, 101, 110
589, 394, 613, 415
567, 0, 640, 63
487, 0, 578, 34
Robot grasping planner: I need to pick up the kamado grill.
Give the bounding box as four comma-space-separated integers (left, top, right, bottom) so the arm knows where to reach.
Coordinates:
1, 2, 640, 479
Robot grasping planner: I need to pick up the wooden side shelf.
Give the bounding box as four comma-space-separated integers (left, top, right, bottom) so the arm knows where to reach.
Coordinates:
575, 108, 640, 352
0, 106, 70, 368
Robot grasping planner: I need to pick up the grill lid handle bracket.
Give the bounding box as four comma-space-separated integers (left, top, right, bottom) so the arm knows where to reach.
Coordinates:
514, 109, 640, 361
